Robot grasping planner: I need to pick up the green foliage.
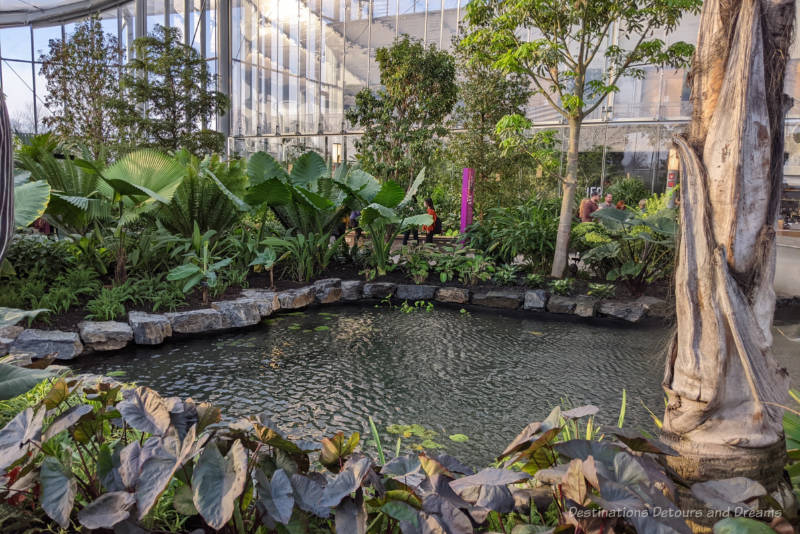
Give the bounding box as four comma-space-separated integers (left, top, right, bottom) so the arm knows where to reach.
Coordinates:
493, 264, 519, 286
85, 283, 137, 321
38, 17, 123, 158
13, 174, 50, 228
466, 197, 560, 271
156, 150, 248, 237
606, 176, 651, 208
167, 240, 233, 304
346, 37, 457, 186
263, 232, 340, 282
398, 245, 435, 284
0, 378, 706, 533
4, 234, 74, 277
549, 278, 574, 296
573, 207, 677, 295
117, 25, 229, 154
448, 39, 536, 212
525, 273, 546, 288
398, 300, 434, 313
586, 283, 616, 298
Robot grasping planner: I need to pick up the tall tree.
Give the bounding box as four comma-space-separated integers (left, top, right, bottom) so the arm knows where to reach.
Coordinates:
449, 39, 537, 214
346, 37, 457, 186
39, 16, 123, 160
662, 0, 796, 522
118, 25, 229, 155
462, 0, 700, 277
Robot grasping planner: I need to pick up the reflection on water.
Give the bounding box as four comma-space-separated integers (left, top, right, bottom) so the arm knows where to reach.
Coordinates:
69, 304, 794, 466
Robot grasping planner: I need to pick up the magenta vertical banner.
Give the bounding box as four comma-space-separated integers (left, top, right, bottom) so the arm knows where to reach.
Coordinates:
460, 168, 475, 234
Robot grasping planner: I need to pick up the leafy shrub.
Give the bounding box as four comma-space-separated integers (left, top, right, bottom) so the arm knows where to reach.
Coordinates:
466, 197, 559, 271
399, 245, 435, 284
263, 232, 342, 282
493, 264, 519, 286
605, 176, 650, 208
86, 284, 137, 320
5, 234, 75, 278
549, 278, 574, 296
525, 273, 546, 288
0, 378, 700, 533
457, 253, 495, 285
587, 282, 616, 298
573, 207, 677, 295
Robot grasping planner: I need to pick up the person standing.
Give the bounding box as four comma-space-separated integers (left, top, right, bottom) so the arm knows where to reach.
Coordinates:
579, 190, 600, 222
600, 192, 614, 209
423, 198, 438, 243
402, 195, 420, 245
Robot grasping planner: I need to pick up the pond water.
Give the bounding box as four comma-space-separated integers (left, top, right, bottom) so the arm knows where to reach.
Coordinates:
70, 304, 798, 466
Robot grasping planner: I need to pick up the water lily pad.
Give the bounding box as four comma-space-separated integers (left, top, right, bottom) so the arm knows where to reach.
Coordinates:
528, 331, 543, 336
314, 325, 330, 331
449, 434, 469, 443
303, 329, 313, 333
286, 312, 306, 317
288, 324, 301, 331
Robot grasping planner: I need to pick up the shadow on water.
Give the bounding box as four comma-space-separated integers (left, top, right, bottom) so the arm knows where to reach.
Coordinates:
69, 303, 795, 466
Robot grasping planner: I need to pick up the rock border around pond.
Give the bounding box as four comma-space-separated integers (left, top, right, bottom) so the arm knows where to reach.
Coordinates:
3, 280, 669, 360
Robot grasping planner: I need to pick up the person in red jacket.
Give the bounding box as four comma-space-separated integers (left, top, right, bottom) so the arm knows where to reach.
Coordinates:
423, 197, 438, 243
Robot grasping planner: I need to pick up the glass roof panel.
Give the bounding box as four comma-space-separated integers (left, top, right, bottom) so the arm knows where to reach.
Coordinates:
0, 0, 130, 28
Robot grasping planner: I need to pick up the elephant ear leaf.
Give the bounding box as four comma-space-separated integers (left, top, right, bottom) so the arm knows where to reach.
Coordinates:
117, 386, 171, 436
14, 180, 50, 227
0, 362, 57, 400
192, 439, 248, 530
247, 151, 289, 185
290, 152, 328, 186
253, 468, 294, 525
372, 180, 405, 208
40, 456, 77, 528
400, 168, 426, 208
0, 406, 46, 470
77, 491, 136, 530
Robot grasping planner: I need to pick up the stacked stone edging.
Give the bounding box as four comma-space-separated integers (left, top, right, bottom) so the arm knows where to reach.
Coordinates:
1, 280, 669, 360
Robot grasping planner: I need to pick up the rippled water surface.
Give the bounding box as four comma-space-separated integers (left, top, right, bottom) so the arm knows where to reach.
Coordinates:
72, 305, 679, 465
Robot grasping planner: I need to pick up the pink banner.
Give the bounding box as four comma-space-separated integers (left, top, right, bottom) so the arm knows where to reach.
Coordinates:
461, 168, 475, 234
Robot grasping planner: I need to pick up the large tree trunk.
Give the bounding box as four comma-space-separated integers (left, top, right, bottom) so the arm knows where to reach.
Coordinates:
0, 95, 13, 267
662, 0, 796, 527
551, 117, 581, 278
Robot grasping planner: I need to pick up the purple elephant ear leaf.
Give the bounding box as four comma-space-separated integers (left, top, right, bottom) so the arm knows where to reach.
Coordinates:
118, 386, 171, 436
77, 491, 136, 530
290, 473, 330, 518
335, 492, 368, 534
191, 439, 248, 530
253, 468, 294, 525
40, 456, 77, 528
135, 425, 197, 519
0, 407, 45, 470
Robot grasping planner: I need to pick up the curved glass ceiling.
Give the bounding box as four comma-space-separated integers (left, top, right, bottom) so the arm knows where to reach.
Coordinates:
0, 0, 129, 28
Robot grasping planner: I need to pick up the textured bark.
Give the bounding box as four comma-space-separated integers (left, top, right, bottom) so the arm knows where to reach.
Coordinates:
551, 117, 581, 278
0, 95, 13, 266
662, 0, 796, 521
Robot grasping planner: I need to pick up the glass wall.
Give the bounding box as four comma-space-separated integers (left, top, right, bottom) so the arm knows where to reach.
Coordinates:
1, 0, 799, 193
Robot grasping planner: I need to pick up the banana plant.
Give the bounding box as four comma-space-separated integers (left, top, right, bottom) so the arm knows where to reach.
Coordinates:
249, 247, 280, 289
335, 168, 431, 276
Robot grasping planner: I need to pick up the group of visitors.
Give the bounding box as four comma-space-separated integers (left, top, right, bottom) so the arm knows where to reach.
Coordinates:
579, 188, 649, 223
346, 197, 439, 245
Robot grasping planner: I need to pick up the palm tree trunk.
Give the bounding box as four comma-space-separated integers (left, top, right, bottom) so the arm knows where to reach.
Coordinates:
0, 95, 13, 267
551, 116, 581, 278
661, 0, 796, 527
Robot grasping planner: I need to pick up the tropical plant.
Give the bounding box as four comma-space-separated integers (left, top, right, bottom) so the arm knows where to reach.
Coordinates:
576, 207, 677, 295
167, 241, 232, 305
249, 248, 278, 289
549, 278, 574, 296
15, 135, 110, 234
346, 37, 458, 186
466, 197, 560, 271
156, 150, 248, 237
462, 0, 700, 277
525, 273, 546, 288
102, 150, 186, 281
263, 232, 341, 282
399, 245, 435, 284
606, 176, 651, 208
493, 264, 518, 286
0, 381, 698, 533
457, 253, 495, 286
587, 282, 616, 299
336, 168, 431, 276
85, 283, 137, 321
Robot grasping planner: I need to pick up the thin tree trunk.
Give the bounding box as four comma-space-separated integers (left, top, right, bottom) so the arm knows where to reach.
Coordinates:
661, 0, 796, 527
0, 95, 13, 267
551, 117, 581, 278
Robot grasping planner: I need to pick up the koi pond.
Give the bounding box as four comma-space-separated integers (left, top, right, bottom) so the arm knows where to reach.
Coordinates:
71, 304, 800, 466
